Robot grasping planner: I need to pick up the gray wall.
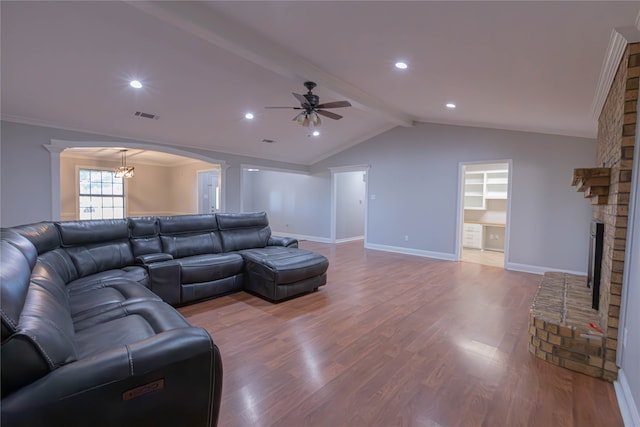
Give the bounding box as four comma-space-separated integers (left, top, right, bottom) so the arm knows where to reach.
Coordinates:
241, 168, 330, 239
335, 171, 366, 240
312, 122, 595, 273
0, 121, 307, 227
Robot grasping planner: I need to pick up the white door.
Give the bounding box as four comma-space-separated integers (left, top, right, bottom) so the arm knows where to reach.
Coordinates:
198, 170, 219, 214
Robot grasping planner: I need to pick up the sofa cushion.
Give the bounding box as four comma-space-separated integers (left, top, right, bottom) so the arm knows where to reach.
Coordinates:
73, 301, 191, 358
158, 214, 222, 257
68, 278, 160, 319
240, 246, 329, 285
161, 233, 222, 258
10, 222, 61, 255
0, 240, 33, 341
216, 212, 271, 252
56, 220, 135, 278
129, 216, 162, 256
1, 279, 78, 397
175, 253, 244, 284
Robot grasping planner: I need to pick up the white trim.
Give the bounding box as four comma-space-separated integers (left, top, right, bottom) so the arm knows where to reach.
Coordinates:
456, 160, 512, 269
43, 144, 64, 221
505, 262, 585, 276
329, 164, 371, 173
240, 163, 308, 175
331, 166, 370, 244
46, 139, 227, 221
335, 236, 364, 244
365, 242, 457, 262
271, 232, 332, 244
615, 369, 640, 427
592, 27, 640, 119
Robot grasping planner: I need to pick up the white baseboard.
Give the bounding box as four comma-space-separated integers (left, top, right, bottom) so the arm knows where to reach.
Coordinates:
272, 232, 332, 244
335, 236, 364, 244
365, 242, 457, 261
615, 368, 640, 427
505, 262, 586, 276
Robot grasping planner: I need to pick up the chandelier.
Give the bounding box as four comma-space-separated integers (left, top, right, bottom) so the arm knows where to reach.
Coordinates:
114, 149, 135, 178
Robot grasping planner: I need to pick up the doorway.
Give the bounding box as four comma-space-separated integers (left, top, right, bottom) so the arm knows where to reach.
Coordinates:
458, 161, 511, 268
331, 166, 369, 244
198, 169, 220, 214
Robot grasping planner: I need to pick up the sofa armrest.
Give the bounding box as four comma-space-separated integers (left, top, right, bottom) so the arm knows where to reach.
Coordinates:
1, 327, 222, 427
146, 261, 181, 305
268, 236, 298, 248
135, 253, 174, 265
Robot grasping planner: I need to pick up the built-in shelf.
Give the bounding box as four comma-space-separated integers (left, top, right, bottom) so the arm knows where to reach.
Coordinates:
571, 168, 610, 205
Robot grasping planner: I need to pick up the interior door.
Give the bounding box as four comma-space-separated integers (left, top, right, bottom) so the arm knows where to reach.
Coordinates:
198, 170, 219, 214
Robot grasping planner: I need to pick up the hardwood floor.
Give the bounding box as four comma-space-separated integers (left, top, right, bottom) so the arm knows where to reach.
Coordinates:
179, 241, 623, 427
461, 248, 504, 268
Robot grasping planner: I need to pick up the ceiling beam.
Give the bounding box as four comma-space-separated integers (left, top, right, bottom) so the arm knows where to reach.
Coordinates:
125, 1, 414, 127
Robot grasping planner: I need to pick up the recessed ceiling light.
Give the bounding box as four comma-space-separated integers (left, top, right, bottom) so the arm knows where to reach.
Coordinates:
245, 112, 254, 120
395, 62, 408, 70
312, 130, 320, 137
129, 80, 143, 89
247, 168, 259, 172
446, 103, 456, 109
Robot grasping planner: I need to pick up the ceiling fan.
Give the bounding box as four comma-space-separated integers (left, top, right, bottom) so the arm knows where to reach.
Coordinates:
265, 81, 351, 127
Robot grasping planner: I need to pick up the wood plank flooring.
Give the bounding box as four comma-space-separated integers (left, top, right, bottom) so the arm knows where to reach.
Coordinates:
179, 241, 623, 427
461, 248, 504, 268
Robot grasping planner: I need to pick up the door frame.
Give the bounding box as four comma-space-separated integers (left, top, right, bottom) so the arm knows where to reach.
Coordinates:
330, 165, 370, 244
455, 159, 513, 268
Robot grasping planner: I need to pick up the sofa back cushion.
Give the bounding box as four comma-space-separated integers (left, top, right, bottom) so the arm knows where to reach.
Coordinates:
56, 220, 134, 278
10, 222, 61, 254
1, 238, 33, 341
1, 241, 77, 397
129, 216, 162, 256
216, 212, 271, 252
158, 215, 222, 258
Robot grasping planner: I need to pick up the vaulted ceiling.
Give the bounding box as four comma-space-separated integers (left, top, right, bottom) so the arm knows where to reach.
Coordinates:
2, 1, 639, 165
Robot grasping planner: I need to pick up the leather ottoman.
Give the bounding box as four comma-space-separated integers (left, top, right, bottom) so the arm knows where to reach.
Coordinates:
239, 246, 329, 301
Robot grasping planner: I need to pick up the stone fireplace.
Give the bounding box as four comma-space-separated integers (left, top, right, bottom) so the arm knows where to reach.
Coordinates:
529, 42, 639, 381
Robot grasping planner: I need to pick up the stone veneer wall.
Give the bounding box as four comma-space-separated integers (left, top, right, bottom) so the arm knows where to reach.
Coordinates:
593, 42, 639, 381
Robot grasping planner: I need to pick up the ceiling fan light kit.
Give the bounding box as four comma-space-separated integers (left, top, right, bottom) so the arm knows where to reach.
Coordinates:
266, 81, 351, 127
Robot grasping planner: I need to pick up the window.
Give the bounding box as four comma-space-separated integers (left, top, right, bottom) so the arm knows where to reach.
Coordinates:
79, 169, 125, 220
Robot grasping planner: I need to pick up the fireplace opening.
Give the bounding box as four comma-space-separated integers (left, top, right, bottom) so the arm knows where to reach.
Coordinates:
587, 221, 604, 310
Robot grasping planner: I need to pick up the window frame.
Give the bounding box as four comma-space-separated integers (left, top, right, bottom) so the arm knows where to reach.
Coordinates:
76, 166, 127, 220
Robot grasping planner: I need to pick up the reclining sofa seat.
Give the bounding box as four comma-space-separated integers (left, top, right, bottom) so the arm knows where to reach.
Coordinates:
216, 212, 329, 302
1, 223, 222, 427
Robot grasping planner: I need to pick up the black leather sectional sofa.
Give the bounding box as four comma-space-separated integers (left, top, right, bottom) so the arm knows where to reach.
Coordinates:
1, 212, 328, 426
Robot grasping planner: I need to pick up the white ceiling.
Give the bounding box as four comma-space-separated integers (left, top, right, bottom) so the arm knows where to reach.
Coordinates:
2, 1, 639, 166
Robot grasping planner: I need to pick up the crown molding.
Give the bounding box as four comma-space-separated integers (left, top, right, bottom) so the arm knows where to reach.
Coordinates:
592, 22, 640, 119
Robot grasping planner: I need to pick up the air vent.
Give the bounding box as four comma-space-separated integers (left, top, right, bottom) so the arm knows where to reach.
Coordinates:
261, 139, 275, 144
134, 111, 159, 120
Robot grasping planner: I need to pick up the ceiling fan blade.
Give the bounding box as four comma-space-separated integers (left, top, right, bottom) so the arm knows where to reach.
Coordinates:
316, 101, 352, 109
265, 106, 304, 109
316, 109, 343, 120
292, 92, 309, 106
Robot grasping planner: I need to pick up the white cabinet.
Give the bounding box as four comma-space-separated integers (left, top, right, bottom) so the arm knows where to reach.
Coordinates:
463, 223, 483, 249
464, 169, 508, 210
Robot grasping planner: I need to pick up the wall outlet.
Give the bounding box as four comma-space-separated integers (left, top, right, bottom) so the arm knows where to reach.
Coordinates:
404, 235, 409, 241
